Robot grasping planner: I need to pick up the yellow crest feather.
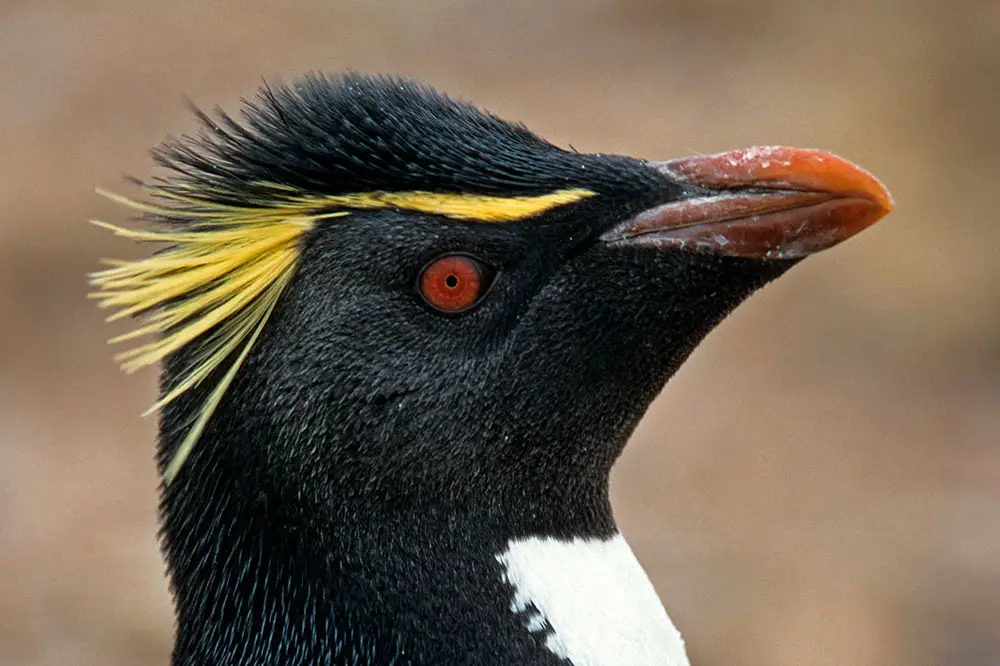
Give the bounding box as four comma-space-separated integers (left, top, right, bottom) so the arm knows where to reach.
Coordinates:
90, 187, 334, 483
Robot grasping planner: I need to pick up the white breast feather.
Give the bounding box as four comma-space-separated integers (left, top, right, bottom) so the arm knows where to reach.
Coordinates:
496, 534, 690, 666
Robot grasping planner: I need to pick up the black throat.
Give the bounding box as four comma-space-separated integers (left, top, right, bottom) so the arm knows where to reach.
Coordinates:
158, 387, 616, 666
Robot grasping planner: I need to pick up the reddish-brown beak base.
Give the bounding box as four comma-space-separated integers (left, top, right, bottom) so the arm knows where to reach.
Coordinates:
601, 146, 894, 259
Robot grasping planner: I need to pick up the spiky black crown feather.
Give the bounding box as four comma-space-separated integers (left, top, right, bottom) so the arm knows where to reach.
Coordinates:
155, 72, 651, 205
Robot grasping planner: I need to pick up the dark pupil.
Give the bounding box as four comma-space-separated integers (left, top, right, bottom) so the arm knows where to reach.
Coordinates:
444, 274, 459, 289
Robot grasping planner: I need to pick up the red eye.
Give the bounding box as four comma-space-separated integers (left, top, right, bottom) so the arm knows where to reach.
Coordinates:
418, 254, 490, 313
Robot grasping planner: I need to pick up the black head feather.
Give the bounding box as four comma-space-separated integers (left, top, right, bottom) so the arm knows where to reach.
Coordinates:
154, 73, 662, 206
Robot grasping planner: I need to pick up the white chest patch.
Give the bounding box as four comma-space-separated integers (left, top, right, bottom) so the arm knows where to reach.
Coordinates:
496, 533, 690, 666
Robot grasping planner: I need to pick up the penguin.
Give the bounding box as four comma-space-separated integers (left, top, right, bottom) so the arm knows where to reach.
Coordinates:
91, 73, 892, 666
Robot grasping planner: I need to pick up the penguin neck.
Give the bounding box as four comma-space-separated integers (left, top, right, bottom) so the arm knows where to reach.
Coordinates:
156, 428, 617, 665
160, 447, 689, 666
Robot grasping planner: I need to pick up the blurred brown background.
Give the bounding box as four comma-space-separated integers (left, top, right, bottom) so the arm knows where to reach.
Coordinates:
2, 0, 998, 664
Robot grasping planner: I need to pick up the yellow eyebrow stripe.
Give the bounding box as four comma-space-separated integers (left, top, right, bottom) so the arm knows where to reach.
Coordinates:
308, 188, 596, 222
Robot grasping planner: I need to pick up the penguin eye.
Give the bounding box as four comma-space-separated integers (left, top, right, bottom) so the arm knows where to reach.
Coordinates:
418, 254, 493, 314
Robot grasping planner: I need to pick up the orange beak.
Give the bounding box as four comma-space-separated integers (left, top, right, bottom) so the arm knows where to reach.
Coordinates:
602, 146, 893, 259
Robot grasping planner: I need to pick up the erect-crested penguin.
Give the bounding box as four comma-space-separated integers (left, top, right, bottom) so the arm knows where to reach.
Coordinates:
91, 73, 892, 666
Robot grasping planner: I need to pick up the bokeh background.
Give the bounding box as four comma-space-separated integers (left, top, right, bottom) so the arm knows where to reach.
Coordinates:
2, 1, 999, 664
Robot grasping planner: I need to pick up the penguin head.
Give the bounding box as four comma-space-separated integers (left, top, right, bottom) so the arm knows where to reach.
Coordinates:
93, 73, 891, 535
